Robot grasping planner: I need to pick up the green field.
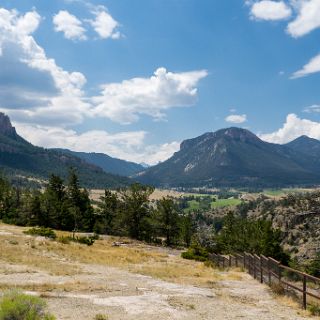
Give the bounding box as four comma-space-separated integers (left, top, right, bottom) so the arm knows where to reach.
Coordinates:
185, 197, 242, 212
211, 198, 242, 208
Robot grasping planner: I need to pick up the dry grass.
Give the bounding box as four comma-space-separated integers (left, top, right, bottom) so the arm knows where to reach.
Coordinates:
0, 235, 79, 276
0, 280, 102, 293
0, 222, 223, 287
131, 258, 222, 287
89, 188, 189, 202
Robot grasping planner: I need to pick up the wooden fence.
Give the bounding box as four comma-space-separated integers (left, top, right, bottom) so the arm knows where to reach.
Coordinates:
209, 252, 320, 310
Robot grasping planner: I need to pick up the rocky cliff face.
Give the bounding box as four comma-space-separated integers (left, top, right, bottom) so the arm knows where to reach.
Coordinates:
246, 194, 320, 263
0, 112, 18, 138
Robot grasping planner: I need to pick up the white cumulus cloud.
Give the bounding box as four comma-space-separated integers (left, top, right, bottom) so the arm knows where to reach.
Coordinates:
0, 7, 201, 164
225, 114, 247, 124
247, 0, 320, 78
53, 10, 87, 41
90, 8, 120, 39
0, 7, 90, 126
291, 53, 320, 78
93, 67, 208, 124
259, 113, 320, 143
250, 1, 292, 20
287, 0, 320, 37
14, 123, 179, 165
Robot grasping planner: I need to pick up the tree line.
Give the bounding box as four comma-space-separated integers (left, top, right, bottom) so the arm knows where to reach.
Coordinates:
0, 170, 193, 246
0, 170, 290, 263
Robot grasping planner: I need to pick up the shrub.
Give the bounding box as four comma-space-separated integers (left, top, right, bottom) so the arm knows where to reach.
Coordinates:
94, 314, 108, 320
181, 241, 209, 262
308, 303, 320, 316
0, 290, 55, 320
57, 234, 99, 246
24, 227, 57, 240
57, 236, 71, 244
74, 236, 96, 246
306, 253, 320, 277
270, 282, 285, 296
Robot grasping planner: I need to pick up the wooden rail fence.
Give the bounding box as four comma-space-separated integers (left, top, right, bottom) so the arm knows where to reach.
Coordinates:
209, 252, 320, 310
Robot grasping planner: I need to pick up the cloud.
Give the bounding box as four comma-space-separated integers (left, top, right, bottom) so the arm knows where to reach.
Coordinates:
0, 7, 199, 164
250, 1, 292, 20
291, 53, 320, 78
89, 7, 121, 39
14, 123, 179, 165
0, 42, 58, 109
304, 104, 320, 113
0, 7, 91, 126
247, 0, 320, 78
259, 113, 320, 143
287, 0, 320, 37
93, 67, 208, 124
225, 114, 247, 124
53, 10, 87, 41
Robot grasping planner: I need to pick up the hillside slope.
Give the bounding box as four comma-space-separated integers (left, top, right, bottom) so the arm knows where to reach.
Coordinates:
0, 113, 131, 188
54, 149, 144, 177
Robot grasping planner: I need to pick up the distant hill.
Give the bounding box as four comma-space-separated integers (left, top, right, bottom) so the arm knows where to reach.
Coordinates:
285, 135, 320, 157
0, 113, 131, 188
53, 149, 144, 177
136, 127, 320, 188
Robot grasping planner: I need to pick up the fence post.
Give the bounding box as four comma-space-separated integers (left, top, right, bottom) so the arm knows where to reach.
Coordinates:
229, 255, 232, 268
268, 258, 271, 285
253, 255, 257, 279
278, 263, 281, 284
260, 256, 263, 283
244, 253, 246, 269
303, 275, 307, 310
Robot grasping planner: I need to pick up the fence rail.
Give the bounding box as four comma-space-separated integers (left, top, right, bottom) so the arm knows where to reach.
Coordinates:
209, 252, 320, 310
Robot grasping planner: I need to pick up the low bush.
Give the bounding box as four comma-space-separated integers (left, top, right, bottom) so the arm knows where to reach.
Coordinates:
94, 314, 108, 320
270, 282, 285, 296
181, 241, 209, 262
308, 303, 320, 316
24, 227, 57, 240
57, 234, 99, 246
0, 290, 55, 320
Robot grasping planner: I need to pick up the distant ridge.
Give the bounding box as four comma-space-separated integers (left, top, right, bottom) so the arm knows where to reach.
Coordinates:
285, 135, 320, 158
136, 127, 320, 188
0, 113, 131, 188
53, 149, 145, 177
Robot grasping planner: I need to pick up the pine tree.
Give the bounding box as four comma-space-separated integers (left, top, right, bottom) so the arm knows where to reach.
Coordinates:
119, 183, 154, 240
157, 197, 181, 246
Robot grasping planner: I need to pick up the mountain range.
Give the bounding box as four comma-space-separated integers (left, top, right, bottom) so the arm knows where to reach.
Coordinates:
136, 127, 320, 188
0, 113, 131, 188
2, 111, 320, 189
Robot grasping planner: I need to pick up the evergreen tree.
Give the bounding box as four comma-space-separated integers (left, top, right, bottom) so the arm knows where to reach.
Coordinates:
42, 174, 66, 229
95, 190, 119, 234
156, 197, 181, 246
119, 183, 154, 240
180, 213, 194, 247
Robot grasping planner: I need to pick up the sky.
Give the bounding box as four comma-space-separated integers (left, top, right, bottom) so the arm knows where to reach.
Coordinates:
0, 0, 320, 165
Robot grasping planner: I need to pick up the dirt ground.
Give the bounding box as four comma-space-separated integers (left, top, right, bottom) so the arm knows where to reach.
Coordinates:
0, 223, 316, 320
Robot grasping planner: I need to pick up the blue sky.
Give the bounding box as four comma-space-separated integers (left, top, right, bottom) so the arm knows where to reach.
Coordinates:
0, 0, 320, 164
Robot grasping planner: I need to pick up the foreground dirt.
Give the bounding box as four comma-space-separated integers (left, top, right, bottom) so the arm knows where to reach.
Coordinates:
0, 223, 315, 320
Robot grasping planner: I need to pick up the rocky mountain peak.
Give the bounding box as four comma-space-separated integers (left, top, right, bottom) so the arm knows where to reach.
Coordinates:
213, 127, 260, 142
0, 112, 18, 138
